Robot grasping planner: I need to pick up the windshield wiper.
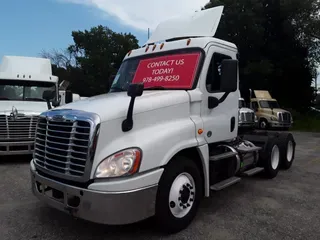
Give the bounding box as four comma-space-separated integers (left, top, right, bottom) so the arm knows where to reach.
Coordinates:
110, 86, 126, 92
144, 86, 168, 90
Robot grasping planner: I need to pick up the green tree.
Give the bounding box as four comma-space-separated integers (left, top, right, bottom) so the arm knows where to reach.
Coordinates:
67, 25, 139, 96
204, 0, 320, 111
41, 26, 139, 96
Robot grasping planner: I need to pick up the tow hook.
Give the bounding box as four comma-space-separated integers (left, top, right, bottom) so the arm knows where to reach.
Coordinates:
64, 206, 78, 216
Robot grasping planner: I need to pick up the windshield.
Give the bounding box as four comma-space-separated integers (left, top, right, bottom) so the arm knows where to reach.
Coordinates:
110, 49, 202, 92
239, 100, 245, 108
259, 100, 280, 109
0, 80, 57, 102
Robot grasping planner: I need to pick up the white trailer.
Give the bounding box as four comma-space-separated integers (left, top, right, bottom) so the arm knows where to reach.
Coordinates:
30, 6, 296, 234
0, 56, 80, 155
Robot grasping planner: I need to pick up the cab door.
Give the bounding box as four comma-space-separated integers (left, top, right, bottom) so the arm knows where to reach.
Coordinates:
200, 45, 239, 144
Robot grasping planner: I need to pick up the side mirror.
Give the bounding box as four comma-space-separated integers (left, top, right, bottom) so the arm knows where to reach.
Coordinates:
65, 90, 73, 104
220, 59, 238, 93
208, 96, 219, 109
52, 95, 61, 108
42, 90, 55, 101
122, 83, 144, 132
127, 83, 144, 97
42, 90, 55, 110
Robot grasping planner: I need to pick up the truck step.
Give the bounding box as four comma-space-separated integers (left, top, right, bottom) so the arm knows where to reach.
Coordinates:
236, 145, 262, 153
209, 151, 237, 161
242, 167, 264, 177
210, 176, 241, 191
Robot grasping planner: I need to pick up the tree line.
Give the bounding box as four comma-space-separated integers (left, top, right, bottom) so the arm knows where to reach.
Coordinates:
41, 0, 320, 112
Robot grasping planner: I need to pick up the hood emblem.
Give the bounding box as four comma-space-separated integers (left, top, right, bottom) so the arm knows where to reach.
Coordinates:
52, 115, 65, 121
10, 106, 18, 121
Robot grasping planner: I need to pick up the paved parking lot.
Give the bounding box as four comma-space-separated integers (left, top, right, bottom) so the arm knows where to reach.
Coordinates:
1, 131, 320, 240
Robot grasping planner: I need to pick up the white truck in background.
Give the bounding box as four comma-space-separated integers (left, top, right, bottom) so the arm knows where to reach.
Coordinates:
238, 97, 257, 131
0, 55, 82, 156
30, 6, 296, 234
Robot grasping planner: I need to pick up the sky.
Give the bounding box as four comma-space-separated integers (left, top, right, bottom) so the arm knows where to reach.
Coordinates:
0, 0, 319, 87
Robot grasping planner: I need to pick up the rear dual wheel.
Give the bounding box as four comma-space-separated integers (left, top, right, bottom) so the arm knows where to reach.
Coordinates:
259, 138, 281, 179
278, 133, 295, 170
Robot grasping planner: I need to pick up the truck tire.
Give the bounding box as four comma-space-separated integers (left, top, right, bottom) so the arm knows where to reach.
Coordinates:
259, 138, 280, 179
278, 133, 295, 170
155, 156, 203, 234
259, 119, 268, 130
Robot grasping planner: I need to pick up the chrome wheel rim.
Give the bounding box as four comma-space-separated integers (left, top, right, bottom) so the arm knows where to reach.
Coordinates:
169, 172, 195, 218
271, 145, 280, 170
287, 140, 294, 162
260, 121, 267, 129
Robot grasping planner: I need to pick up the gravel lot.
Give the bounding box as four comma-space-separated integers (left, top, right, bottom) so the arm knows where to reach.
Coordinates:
0, 131, 319, 240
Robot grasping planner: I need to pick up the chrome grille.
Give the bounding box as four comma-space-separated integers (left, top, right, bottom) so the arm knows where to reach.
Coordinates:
278, 112, 291, 123
0, 114, 38, 140
34, 117, 91, 177
240, 112, 254, 122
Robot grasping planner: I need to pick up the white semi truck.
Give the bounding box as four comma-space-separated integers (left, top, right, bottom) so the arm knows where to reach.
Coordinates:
238, 97, 257, 130
0, 56, 82, 156
30, 6, 296, 234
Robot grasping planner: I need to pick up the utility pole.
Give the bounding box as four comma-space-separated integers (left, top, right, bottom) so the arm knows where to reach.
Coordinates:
148, 28, 150, 39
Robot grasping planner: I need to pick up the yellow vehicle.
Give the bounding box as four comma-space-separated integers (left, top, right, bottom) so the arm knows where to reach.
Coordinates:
249, 90, 293, 130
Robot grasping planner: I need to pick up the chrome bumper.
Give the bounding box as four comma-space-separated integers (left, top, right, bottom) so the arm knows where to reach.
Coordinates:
0, 141, 34, 155
238, 122, 255, 128
30, 161, 158, 225
269, 121, 292, 128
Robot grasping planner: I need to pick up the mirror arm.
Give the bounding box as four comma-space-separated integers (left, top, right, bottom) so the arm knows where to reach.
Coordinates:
46, 100, 52, 110
218, 92, 230, 104
122, 96, 136, 132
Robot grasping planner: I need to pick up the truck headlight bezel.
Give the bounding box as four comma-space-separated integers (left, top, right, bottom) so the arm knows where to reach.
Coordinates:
94, 148, 142, 179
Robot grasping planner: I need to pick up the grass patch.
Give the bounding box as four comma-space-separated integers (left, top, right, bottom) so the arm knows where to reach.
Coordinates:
290, 108, 320, 132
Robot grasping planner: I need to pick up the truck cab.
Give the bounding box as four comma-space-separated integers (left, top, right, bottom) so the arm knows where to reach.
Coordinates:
249, 90, 293, 130
30, 6, 296, 234
0, 56, 80, 156
238, 97, 256, 130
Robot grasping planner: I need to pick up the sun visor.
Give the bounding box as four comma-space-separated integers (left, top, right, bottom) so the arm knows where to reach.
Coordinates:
254, 90, 272, 99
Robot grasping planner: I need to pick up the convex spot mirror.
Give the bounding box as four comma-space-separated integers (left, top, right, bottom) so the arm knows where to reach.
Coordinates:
220, 59, 238, 93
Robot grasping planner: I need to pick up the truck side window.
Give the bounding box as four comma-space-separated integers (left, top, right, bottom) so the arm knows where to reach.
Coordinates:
252, 102, 259, 111
206, 52, 232, 92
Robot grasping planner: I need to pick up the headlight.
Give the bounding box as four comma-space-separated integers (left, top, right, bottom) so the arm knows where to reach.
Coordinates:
94, 148, 142, 178
254, 115, 258, 121
270, 116, 277, 121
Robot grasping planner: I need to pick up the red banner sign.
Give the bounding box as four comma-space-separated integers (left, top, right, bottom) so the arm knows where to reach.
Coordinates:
132, 52, 201, 89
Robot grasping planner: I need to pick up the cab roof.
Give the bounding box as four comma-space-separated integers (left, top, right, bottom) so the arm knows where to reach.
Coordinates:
0, 55, 58, 83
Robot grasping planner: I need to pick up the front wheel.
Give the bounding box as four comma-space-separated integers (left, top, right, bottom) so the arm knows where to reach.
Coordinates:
155, 156, 203, 234
259, 119, 269, 130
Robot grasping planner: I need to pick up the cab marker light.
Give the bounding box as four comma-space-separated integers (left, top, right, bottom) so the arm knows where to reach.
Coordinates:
152, 44, 157, 51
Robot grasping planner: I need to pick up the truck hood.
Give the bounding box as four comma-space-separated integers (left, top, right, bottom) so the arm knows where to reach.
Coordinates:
260, 108, 290, 116
56, 90, 190, 122
0, 101, 48, 115
239, 107, 254, 113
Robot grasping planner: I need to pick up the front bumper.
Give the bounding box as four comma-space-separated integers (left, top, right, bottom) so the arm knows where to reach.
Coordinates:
238, 121, 255, 128
30, 161, 158, 225
0, 140, 34, 155
269, 121, 292, 128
